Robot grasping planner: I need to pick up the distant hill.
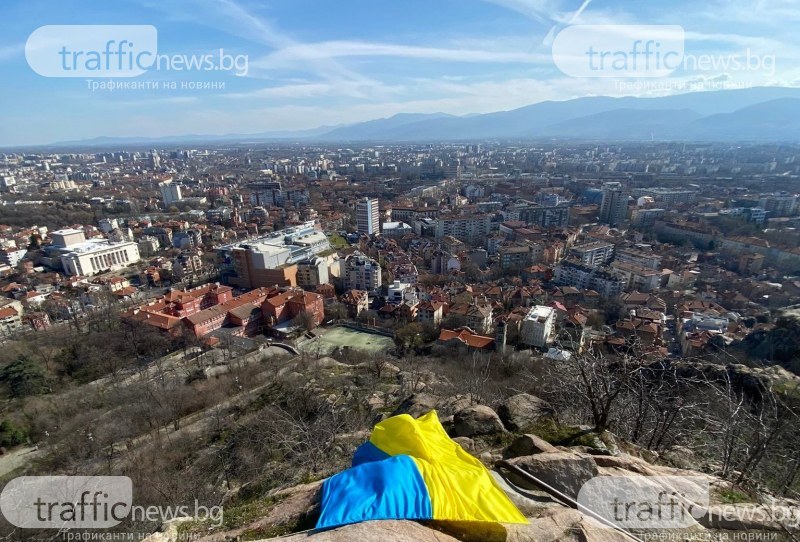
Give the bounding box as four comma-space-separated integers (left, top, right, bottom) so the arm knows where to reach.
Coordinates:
688, 98, 800, 141
45, 86, 800, 147
312, 87, 800, 142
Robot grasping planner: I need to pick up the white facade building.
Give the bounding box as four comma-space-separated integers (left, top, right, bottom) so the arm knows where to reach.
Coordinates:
520, 305, 556, 349
159, 181, 183, 207
356, 197, 380, 235
60, 239, 141, 276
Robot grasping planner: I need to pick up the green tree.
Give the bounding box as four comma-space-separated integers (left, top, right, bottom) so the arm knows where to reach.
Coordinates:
0, 420, 28, 447
1, 355, 48, 397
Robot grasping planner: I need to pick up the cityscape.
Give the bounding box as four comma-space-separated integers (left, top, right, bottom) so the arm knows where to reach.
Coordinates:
2, 1, 800, 541
0, 142, 799, 356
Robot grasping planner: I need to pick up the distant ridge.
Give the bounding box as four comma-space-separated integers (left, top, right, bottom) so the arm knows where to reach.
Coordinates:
40, 86, 800, 148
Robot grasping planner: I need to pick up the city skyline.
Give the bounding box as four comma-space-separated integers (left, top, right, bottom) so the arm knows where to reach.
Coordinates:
2, 0, 800, 146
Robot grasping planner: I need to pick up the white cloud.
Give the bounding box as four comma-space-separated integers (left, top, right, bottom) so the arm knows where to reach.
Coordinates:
255, 41, 552, 67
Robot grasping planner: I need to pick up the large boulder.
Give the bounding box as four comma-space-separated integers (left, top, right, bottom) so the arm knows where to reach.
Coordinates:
277, 520, 463, 541
504, 434, 559, 458
261, 480, 323, 531
391, 393, 440, 418
431, 507, 583, 542
507, 508, 584, 542
452, 405, 506, 437
507, 452, 599, 500
497, 394, 553, 432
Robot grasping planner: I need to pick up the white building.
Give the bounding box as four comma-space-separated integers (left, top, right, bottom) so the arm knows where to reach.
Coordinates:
610, 260, 662, 292
387, 279, 417, 304
356, 197, 380, 235
51, 229, 140, 276
0, 248, 27, 267
381, 221, 412, 239
98, 218, 119, 233
435, 214, 491, 243
520, 305, 556, 349
159, 181, 183, 207
60, 239, 141, 276
568, 241, 614, 267
0, 305, 22, 338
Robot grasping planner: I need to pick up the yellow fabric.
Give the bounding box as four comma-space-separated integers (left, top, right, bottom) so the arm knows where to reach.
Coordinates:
370, 410, 528, 524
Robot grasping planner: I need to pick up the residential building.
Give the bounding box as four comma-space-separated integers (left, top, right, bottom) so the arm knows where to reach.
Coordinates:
614, 247, 662, 270
173, 250, 205, 281
343, 251, 382, 293
435, 214, 491, 244
341, 289, 369, 318
448, 299, 493, 334
249, 180, 284, 207
520, 305, 556, 348
610, 260, 662, 292
738, 252, 765, 275
632, 188, 697, 207
356, 197, 380, 235
0, 248, 27, 267
0, 306, 22, 337
416, 300, 444, 326
599, 182, 629, 226
438, 328, 495, 351
499, 244, 535, 271
568, 241, 614, 267
758, 192, 797, 217
295, 257, 330, 289
630, 208, 665, 228
554, 260, 625, 298
159, 181, 183, 207
516, 205, 571, 228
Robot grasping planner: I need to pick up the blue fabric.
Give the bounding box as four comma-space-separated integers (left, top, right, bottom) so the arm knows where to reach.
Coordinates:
316, 455, 433, 529
352, 441, 390, 467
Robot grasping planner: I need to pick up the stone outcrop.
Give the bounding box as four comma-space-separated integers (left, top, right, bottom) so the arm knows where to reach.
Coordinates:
391, 393, 440, 418
497, 394, 553, 432
507, 452, 599, 500
452, 405, 506, 437
504, 434, 559, 458
278, 520, 463, 541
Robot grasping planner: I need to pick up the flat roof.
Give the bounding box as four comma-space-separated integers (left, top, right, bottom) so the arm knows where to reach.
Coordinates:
525, 305, 555, 320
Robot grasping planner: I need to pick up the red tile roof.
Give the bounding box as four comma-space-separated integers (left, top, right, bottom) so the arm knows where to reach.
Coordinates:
438, 328, 495, 350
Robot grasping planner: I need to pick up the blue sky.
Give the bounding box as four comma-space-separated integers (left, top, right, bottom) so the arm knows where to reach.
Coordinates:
1, 0, 799, 146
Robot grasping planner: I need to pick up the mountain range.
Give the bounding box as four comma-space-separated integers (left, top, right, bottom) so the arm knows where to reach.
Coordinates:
46, 87, 800, 147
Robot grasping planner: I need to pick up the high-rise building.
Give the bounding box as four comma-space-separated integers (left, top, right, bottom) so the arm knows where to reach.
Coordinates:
599, 182, 629, 226
356, 197, 380, 235
759, 192, 798, 217
159, 181, 183, 207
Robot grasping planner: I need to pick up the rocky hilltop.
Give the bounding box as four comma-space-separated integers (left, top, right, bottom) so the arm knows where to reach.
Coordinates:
148, 388, 800, 542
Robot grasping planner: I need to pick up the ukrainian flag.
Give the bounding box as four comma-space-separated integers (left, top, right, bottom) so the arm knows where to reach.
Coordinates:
316, 410, 528, 529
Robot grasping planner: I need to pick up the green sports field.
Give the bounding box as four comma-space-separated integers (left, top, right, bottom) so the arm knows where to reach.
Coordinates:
299, 326, 395, 355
